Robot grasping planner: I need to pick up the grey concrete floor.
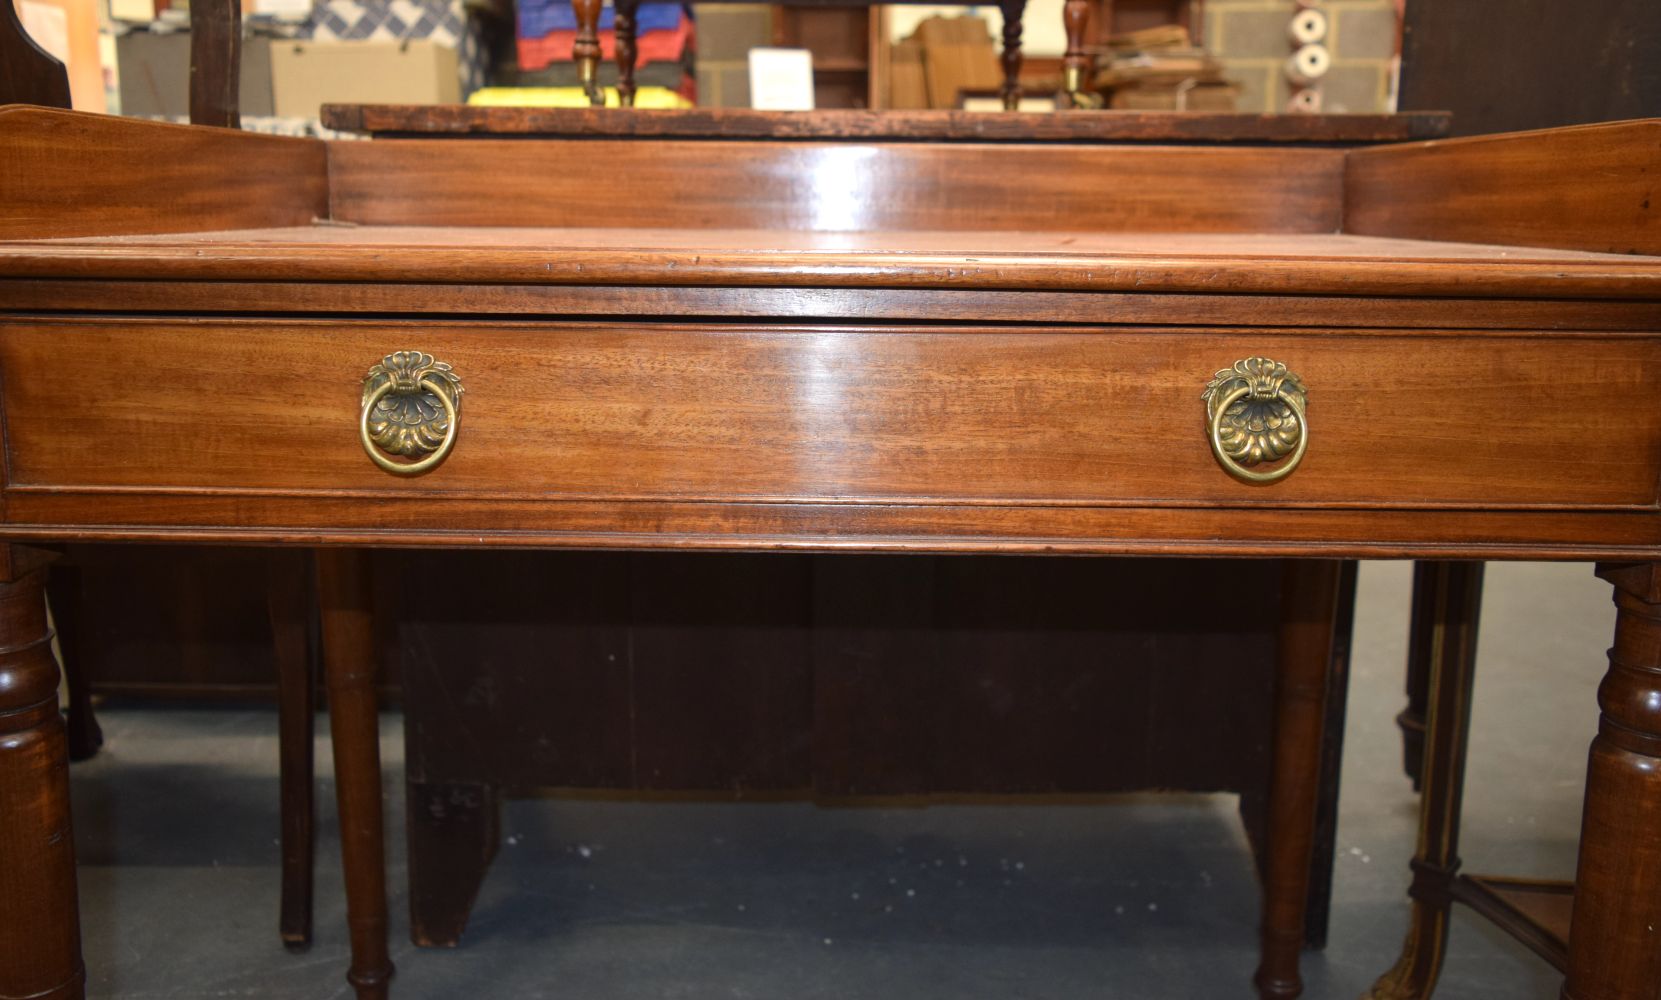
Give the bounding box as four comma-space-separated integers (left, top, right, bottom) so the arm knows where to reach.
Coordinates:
68, 561, 1610, 999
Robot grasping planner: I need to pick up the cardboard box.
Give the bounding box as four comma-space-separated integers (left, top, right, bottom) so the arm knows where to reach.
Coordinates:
1107, 81, 1240, 112
888, 38, 927, 109
269, 39, 460, 119
297, 0, 490, 97
914, 15, 1000, 110
117, 30, 276, 118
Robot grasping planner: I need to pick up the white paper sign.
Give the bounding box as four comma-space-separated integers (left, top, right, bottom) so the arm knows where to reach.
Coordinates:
253, 0, 316, 17
748, 48, 814, 111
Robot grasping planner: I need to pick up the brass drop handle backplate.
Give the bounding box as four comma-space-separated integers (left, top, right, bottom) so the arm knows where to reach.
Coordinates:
359, 351, 464, 476
1202, 357, 1308, 484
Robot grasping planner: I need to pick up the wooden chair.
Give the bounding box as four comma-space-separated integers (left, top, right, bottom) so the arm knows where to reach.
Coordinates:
0, 0, 318, 950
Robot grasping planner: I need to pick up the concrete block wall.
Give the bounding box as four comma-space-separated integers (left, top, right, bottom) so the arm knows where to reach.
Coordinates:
696, 4, 773, 107
1205, 0, 1398, 113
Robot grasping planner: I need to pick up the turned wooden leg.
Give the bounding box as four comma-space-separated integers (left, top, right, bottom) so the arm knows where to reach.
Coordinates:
407, 781, 501, 948
614, 0, 640, 108
1059, 0, 1092, 109
0, 546, 85, 1000
998, 0, 1025, 110
1253, 559, 1342, 1000
572, 0, 603, 106
44, 563, 102, 762
1363, 561, 1485, 1000
268, 550, 318, 952
318, 549, 392, 1000
1396, 562, 1440, 791
1562, 563, 1661, 1000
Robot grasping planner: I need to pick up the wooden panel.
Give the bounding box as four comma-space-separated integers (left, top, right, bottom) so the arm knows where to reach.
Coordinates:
188, 0, 241, 129
9, 228, 1660, 298
1399, 0, 1661, 139
394, 549, 634, 788
397, 552, 1278, 796
0, 107, 325, 240
812, 556, 1278, 795
7, 280, 1661, 331
319, 105, 1452, 144
6, 494, 1661, 558
326, 139, 1343, 232
629, 553, 813, 790
1344, 119, 1661, 256
58, 545, 284, 698
4, 319, 1659, 510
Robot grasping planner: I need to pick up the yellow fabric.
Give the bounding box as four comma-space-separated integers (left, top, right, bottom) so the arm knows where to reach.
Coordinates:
467, 87, 693, 109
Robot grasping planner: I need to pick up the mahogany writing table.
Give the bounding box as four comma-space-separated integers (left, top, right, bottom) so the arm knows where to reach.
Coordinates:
0, 107, 1658, 1000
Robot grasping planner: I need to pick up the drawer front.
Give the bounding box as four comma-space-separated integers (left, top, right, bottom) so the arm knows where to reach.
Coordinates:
3, 319, 1659, 510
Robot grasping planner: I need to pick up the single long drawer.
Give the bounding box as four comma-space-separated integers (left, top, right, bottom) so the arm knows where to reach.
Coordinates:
3, 317, 1659, 510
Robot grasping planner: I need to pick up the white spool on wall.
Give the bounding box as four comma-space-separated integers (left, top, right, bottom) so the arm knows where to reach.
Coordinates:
1285, 43, 1331, 87
1284, 4, 1327, 115
1287, 88, 1323, 112
1289, 8, 1328, 46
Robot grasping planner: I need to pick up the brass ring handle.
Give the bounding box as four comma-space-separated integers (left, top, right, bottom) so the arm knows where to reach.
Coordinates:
359, 352, 464, 477
1207, 383, 1308, 483
1202, 357, 1309, 484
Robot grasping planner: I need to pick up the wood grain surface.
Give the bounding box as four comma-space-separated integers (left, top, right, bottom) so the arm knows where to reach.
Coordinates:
188, 0, 240, 129
5, 279, 1660, 330
1345, 119, 1661, 256
325, 139, 1345, 232
7, 228, 1659, 298
3, 318, 1659, 527
3, 495, 1658, 559
319, 106, 1453, 144
0, 106, 325, 240
1569, 563, 1661, 1000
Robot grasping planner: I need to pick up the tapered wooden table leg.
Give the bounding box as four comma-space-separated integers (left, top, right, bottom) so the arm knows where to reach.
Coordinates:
1563, 563, 1661, 1000
318, 548, 392, 1000
0, 545, 84, 1000
269, 549, 318, 952
1363, 561, 1484, 1000
1254, 559, 1342, 1000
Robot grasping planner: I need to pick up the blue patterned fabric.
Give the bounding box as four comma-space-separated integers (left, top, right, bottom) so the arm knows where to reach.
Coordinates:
517, 2, 688, 41
296, 1, 491, 96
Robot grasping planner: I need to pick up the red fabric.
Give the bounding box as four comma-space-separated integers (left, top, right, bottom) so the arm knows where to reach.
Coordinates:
517, 22, 694, 72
